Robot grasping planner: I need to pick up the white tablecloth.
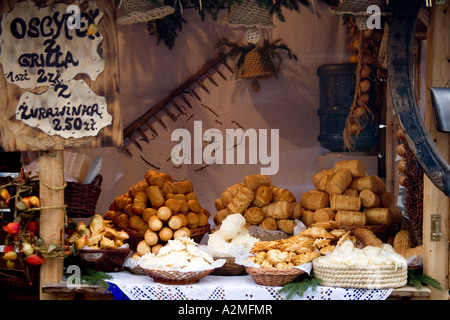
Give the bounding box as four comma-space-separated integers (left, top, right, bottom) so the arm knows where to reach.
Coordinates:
107, 271, 393, 300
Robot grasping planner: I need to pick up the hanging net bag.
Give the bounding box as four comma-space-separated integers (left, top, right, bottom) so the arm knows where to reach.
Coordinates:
117, 0, 175, 25
331, 0, 391, 30
223, 0, 275, 29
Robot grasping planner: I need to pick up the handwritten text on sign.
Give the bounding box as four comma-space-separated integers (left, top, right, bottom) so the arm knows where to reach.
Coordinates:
16, 80, 111, 139
0, 2, 111, 139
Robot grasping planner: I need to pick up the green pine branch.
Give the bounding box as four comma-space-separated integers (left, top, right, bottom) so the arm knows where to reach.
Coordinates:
80, 269, 113, 289
279, 273, 320, 299
407, 269, 443, 292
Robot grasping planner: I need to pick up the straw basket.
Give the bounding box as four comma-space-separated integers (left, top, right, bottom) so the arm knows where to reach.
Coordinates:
331, 0, 392, 30
313, 258, 407, 289
239, 48, 274, 80
139, 266, 215, 285
77, 247, 132, 272
211, 257, 247, 276
189, 223, 210, 243
117, 0, 175, 25
64, 175, 102, 218
123, 228, 146, 251
246, 267, 305, 286
224, 0, 274, 29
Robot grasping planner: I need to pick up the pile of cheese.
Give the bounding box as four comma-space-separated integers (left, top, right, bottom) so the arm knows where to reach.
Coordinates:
317, 239, 407, 269
139, 237, 214, 270
207, 214, 259, 257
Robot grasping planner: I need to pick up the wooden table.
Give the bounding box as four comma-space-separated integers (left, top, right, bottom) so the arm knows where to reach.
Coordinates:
41, 282, 114, 300
41, 281, 432, 300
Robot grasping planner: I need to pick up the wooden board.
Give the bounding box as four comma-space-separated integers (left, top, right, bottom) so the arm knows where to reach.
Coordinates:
423, 1, 449, 300
0, 0, 122, 152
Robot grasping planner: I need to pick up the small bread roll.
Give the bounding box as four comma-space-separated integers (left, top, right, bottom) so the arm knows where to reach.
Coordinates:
146, 186, 165, 208
129, 215, 149, 231
168, 214, 183, 230
215, 198, 225, 211
300, 210, 315, 227
213, 208, 230, 226
244, 174, 271, 190
161, 181, 175, 195
262, 201, 292, 219
157, 206, 172, 221
179, 213, 188, 227
174, 180, 194, 194
221, 183, 244, 206
277, 219, 296, 234
144, 169, 158, 185
177, 199, 189, 214
260, 217, 278, 231
144, 229, 158, 246
166, 193, 186, 201
159, 227, 173, 241
188, 199, 202, 213
131, 252, 140, 261
174, 227, 191, 239
137, 240, 151, 256
143, 207, 157, 222
131, 191, 148, 215
197, 212, 209, 227
151, 243, 163, 255
243, 207, 265, 225
113, 196, 131, 211
290, 203, 302, 219
185, 192, 198, 201
114, 213, 129, 230
165, 198, 181, 213
271, 186, 296, 202
149, 172, 171, 189
123, 203, 133, 216
186, 212, 199, 229
148, 215, 163, 232
128, 180, 149, 199
252, 185, 273, 207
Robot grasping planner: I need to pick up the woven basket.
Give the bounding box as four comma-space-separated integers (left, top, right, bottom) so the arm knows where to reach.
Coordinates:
123, 228, 146, 251
117, 0, 175, 25
224, 0, 274, 29
239, 48, 274, 79
139, 266, 215, 285
77, 247, 132, 272
189, 223, 210, 243
313, 258, 407, 289
65, 175, 102, 218
211, 257, 246, 276
246, 267, 305, 286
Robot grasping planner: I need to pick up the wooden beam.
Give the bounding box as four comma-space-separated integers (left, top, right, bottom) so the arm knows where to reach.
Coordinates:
38, 150, 65, 300
423, 1, 449, 300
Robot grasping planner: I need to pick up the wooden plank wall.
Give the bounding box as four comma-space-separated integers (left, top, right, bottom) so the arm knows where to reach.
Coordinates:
423, 2, 449, 300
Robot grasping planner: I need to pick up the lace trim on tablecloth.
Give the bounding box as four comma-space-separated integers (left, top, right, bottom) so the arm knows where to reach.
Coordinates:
106, 272, 393, 300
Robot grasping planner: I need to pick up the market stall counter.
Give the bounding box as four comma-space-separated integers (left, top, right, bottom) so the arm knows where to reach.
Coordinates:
106, 272, 394, 300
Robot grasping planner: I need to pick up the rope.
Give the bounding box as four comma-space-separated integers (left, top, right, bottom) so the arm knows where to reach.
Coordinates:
40, 181, 67, 191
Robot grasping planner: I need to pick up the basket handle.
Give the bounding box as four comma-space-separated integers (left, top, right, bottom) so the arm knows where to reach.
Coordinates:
91, 175, 103, 187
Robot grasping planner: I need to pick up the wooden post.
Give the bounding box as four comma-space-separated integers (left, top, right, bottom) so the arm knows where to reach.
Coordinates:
423, 1, 449, 300
385, 81, 400, 203
39, 150, 65, 300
